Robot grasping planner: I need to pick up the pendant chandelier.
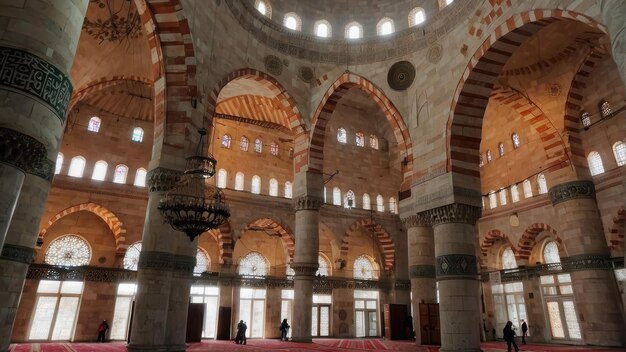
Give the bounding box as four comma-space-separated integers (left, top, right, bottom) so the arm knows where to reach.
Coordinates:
158, 128, 230, 241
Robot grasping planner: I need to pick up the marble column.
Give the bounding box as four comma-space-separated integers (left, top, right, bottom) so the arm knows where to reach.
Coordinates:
290, 195, 322, 342
425, 203, 482, 352
549, 181, 625, 346
403, 214, 436, 345
0, 2, 88, 350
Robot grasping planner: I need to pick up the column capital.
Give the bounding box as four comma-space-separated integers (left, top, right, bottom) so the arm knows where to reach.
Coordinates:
549, 180, 596, 205
293, 195, 323, 211
402, 213, 431, 227
422, 203, 481, 226
0, 128, 54, 182
146, 167, 183, 192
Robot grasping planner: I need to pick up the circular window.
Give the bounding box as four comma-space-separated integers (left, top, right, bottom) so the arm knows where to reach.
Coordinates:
45, 235, 91, 267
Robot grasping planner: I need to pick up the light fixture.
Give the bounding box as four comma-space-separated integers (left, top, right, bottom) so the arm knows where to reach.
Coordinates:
158, 128, 230, 241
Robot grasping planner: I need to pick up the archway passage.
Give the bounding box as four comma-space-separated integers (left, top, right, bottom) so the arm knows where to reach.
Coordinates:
516, 223, 562, 262
206, 221, 232, 264
340, 218, 395, 271
308, 72, 413, 191
242, 218, 295, 261
38, 203, 127, 254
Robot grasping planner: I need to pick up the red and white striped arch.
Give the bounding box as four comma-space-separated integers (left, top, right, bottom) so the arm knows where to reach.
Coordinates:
241, 218, 296, 262
340, 218, 395, 271
516, 223, 563, 261
479, 229, 517, 267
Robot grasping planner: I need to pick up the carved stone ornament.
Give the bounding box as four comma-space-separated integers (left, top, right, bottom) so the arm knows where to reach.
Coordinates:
562, 253, 612, 272
402, 213, 431, 228
436, 254, 478, 278
138, 250, 196, 273
0, 127, 54, 182
424, 203, 481, 226
1, 243, 36, 264
298, 66, 315, 83
146, 167, 183, 192
264, 55, 283, 76
290, 262, 319, 276
293, 196, 323, 211
0, 46, 73, 121
549, 180, 596, 206
427, 43, 443, 64
409, 264, 436, 279
387, 61, 415, 91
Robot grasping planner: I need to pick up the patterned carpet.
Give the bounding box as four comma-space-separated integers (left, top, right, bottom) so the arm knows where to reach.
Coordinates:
8, 340, 624, 352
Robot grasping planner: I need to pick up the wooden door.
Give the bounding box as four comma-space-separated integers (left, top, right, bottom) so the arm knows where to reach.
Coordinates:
216, 306, 232, 340
418, 303, 440, 345
383, 304, 408, 340
186, 303, 205, 342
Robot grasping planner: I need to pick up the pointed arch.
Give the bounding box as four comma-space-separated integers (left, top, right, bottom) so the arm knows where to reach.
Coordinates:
339, 218, 395, 271
479, 229, 517, 267
242, 218, 295, 262
308, 72, 413, 191
516, 223, 563, 261
38, 203, 127, 254
206, 221, 232, 265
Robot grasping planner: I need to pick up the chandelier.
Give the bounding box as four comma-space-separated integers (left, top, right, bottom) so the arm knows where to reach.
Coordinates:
158, 128, 230, 241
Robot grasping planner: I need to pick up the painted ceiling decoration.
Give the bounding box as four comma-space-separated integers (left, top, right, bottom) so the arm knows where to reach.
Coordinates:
82, 0, 141, 43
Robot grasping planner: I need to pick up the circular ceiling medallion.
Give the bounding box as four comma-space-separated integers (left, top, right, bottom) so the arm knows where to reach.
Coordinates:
298, 66, 315, 83
387, 61, 415, 91
427, 43, 443, 64
548, 83, 561, 97
509, 214, 520, 227
264, 55, 283, 76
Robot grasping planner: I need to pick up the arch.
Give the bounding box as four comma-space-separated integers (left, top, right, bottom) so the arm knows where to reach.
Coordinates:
479, 229, 517, 266
69, 76, 153, 112
608, 208, 625, 256
308, 72, 413, 190
447, 10, 607, 185
516, 223, 563, 261
38, 203, 127, 254
242, 218, 295, 261
206, 221, 232, 264
339, 218, 395, 271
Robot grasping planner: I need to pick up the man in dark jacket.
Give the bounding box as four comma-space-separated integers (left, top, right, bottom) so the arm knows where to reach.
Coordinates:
503, 321, 520, 352
521, 320, 528, 344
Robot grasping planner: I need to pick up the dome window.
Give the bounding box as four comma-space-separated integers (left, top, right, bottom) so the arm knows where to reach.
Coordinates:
345, 22, 362, 39
315, 20, 331, 38
283, 13, 301, 31
377, 18, 394, 35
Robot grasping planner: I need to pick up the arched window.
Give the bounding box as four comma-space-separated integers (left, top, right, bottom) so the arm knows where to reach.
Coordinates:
408, 7, 426, 26
123, 242, 142, 270
498, 143, 505, 157
613, 141, 626, 166
369, 135, 378, 149
445, 0, 454, 5
317, 255, 330, 276
337, 128, 347, 144
537, 174, 548, 194
269, 178, 278, 196
239, 251, 269, 277
511, 133, 521, 149
377, 18, 394, 35
376, 194, 384, 212
255, 0, 271, 18
599, 100, 612, 118
543, 241, 561, 264
251, 175, 261, 194
113, 164, 128, 184
510, 184, 520, 203
323, 186, 327, 203
284, 181, 293, 198
499, 188, 507, 206
353, 255, 377, 280
254, 138, 263, 153
355, 132, 365, 147
333, 187, 341, 206
221, 134, 232, 148
501, 247, 517, 269
131, 127, 144, 142
314, 20, 331, 37
235, 172, 244, 191
134, 168, 147, 187
270, 141, 279, 156
91, 160, 108, 181
488, 191, 497, 209
587, 151, 605, 176
283, 13, 301, 31
389, 197, 397, 214
240, 136, 249, 151
217, 169, 227, 188
55, 153, 64, 175
344, 190, 355, 208
580, 111, 591, 128
362, 193, 371, 210
87, 116, 101, 132
479, 154, 484, 168
345, 22, 362, 39
68, 156, 86, 178
522, 179, 533, 198
286, 263, 295, 278
194, 248, 210, 276
486, 150, 492, 162
45, 235, 91, 266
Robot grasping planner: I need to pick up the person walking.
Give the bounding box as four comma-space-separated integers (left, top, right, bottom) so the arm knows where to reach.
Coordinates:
279, 318, 290, 341
503, 321, 520, 352
521, 320, 528, 344
235, 320, 244, 344
97, 320, 109, 342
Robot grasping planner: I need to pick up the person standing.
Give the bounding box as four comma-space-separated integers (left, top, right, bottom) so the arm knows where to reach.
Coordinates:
521, 320, 528, 344
235, 320, 247, 344
503, 321, 520, 352
280, 318, 290, 341
97, 320, 109, 342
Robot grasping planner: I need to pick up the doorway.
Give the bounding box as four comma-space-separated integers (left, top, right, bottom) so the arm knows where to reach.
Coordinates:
354, 290, 379, 337
239, 288, 266, 338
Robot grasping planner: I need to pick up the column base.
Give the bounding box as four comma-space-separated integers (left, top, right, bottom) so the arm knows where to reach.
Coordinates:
127, 343, 186, 352
289, 337, 313, 343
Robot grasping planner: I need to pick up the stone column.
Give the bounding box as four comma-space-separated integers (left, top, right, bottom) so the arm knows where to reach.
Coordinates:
290, 195, 322, 342
549, 181, 625, 346
600, 0, 626, 89
426, 204, 481, 352
403, 214, 436, 345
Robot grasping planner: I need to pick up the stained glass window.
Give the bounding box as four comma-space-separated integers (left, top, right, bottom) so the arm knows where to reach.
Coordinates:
353, 255, 376, 280
537, 174, 548, 194
613, 142, 626, 166
254, 138, 262, 153
217, 169, 227, 188
87, 116, 101, 132
587, 151, 605, 176
269, 178, 278, 196
284, 181, 293, 198
376, 194, 384, 212
344, 190, 355, 208
194, 248, 210, 276
123, 242, 142, 270
337, 128, 347, 144
369, 135, 378, 149
55, 153, 63, 175
362, 194, 371, 210
270, 142, 279, 156
240, 136, 249, 151
68, 156, 86, 178
317, 255, 330, 276
239, 252, 269, 277
45, 235, 91, 267
131, 127, 144, 142
512, 133, 521, 149
221, 135, 231, 148
580, 111, 591, 128
501, 248, 517, 269
251, 175, 261, 194
543, 241, 561, 264
134, 168, 147, 187
599, 100, 612, 118
92, 160, 108, 181
355, 132, 365, 147
235, 172, 244, 191
113, 164, 128, 184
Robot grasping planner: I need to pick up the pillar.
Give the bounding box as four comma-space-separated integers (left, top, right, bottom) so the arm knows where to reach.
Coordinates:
0, 2, 88, 350
549, 180, 625, 346
403, 214, 436, 345
425, 203, 481, 352
600, 0, 626, 89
